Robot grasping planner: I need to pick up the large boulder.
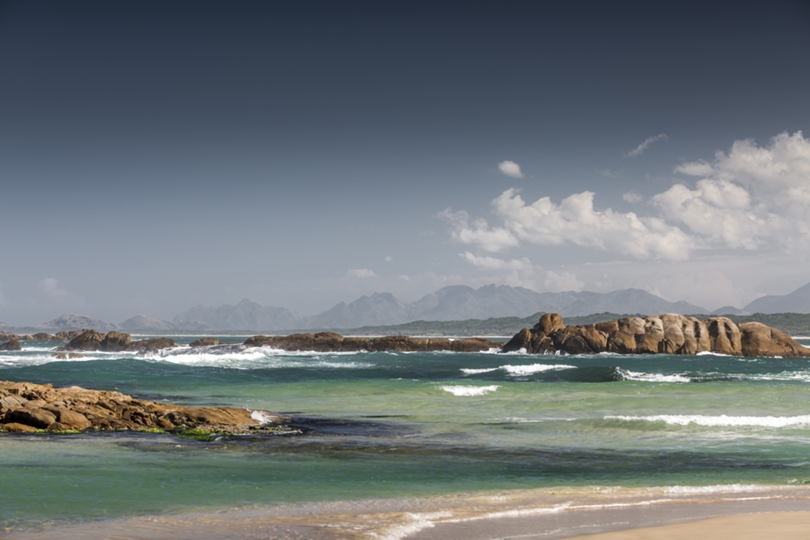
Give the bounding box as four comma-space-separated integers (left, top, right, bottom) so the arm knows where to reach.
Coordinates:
501, 328, 532, 353
554, 325, 608, 354
705, 317, 742, 355
0, 339, 22, 351
101, 331, 132, 352
5, 408, 57, 429
739, 322, 810, 358
65, 329, 105, 351
533, 313, 565, 335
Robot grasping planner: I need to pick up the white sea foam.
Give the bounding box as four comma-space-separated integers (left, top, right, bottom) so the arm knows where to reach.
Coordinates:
250, 410, 276, 425
696, 351, 732, 357
441, 385, 500, 396
617, 368, 690, 383
460, 363, 575, 376
605, 414, 810, 428
460, 367, 499, 375
502, 363, 576, 375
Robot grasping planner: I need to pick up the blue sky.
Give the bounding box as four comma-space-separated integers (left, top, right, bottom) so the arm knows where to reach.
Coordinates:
1, 1, 809, 324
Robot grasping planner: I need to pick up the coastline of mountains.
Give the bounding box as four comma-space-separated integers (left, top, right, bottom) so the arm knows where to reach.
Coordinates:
1, 282, 809, 334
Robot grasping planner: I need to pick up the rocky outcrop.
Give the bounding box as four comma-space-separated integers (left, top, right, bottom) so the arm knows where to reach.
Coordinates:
0, 339, 22, 351
189, 338, 220, 347
0, 381, 288, 434
243, 332, 498, 353
502, 313, 810, 358
64, 330, 176, 353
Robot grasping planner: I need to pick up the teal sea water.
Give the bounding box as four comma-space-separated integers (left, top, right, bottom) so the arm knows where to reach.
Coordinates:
2, 336, 810, 533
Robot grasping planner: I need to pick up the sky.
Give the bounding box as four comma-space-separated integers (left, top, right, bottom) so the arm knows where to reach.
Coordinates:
1, 0, 809, 325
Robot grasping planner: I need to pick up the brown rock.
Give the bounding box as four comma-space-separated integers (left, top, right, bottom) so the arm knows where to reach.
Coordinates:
53, 409, 92, 429
705, 317, 742, 355
127, 337, 176, 352
6, 408, 57, 428
0, 339, 22, 351
66, 329, 105, 351
243, 335, 276, 347
266, 334, 315, 351
313, 332, 344, 351
739, 322, 810, 358
101, 331, 132, 352
554, 325, 608, 355
189, 338, 220, 347
636, 316, 665, 354
533, 313, 565, 335
340, 337, 373, 351
32, 333, 55, 341
450, 338, 497, 352
371, 336, 430, 352
501, 328, 532, 353
2, 422, 38, 433
607, 330, 637, 354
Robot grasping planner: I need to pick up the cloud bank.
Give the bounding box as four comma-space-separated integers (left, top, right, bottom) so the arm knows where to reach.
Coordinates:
445, 131, 810, 290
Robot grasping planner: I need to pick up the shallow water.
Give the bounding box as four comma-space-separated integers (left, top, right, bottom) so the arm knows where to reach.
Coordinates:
2, 338, 810, 533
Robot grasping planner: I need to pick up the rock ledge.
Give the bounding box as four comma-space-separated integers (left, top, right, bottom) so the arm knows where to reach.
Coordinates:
0, 381, 289, 435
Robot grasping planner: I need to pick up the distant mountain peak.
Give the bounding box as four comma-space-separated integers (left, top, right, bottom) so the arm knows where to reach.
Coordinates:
743, 281, 810, 314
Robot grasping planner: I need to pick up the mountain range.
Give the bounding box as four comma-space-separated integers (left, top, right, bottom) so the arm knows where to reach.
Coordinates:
4, 282, 808, 333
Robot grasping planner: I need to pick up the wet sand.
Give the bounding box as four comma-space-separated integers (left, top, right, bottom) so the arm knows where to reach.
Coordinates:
3, 485, 810, 540
566, 512, 810, 539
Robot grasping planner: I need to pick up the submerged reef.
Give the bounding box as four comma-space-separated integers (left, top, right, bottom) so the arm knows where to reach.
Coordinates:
502, 313, 810, 358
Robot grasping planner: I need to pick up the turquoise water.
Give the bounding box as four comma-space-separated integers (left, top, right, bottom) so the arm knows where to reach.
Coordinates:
2, 338, 810, 531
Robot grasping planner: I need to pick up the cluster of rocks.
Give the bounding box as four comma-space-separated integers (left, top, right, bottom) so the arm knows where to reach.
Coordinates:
502, 313, 810, 358
0, 380, 286, 434
0, 331, 73, 351
243, 332, 498, 352
57, 330, 177, 353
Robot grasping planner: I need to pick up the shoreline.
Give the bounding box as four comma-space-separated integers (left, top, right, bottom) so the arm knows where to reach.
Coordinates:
3, 484, 810, 539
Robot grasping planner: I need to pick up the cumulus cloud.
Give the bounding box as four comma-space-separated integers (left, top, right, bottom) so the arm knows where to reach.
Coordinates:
445, 189, 694, 260
498, 160, 524, 178
347, 268, 377, 278
627, 133, 669, 157
543, 271, 585, 292
660, 131, 810, 252
446, 131, 810, 262
622, 191, 643, 203
385, 255, 393, 262
37, 278, 84, 305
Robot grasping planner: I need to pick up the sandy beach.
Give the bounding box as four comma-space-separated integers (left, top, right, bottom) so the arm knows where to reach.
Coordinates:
567, 512, 810, 540
3, 485, 810, 540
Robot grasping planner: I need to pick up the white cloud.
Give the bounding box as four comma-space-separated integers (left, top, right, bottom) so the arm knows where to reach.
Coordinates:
446, 131, 810, 262
627, 133, 669, 157
446, 188, 694, 260
385, 255, 393, 262
622, 191, 643, 203
543, 271, 584, 292
498, 160, 524, 178
37, 278, 84, 305
660, 131, 810, 252
347, 268, 377, 278
461, 252, 535, 271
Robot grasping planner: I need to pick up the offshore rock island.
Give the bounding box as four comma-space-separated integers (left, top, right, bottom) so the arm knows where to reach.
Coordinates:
502, 313, 810, 358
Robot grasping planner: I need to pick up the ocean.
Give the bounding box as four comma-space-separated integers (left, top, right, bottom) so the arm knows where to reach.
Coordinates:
2, 336, 810, 538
